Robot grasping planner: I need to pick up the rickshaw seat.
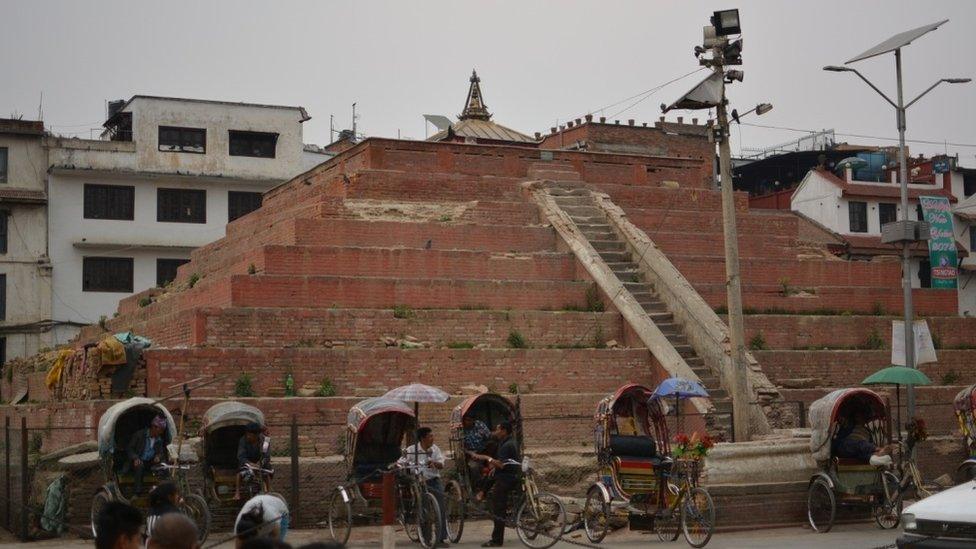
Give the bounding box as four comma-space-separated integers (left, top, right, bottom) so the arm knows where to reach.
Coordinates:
609, 435, 656, 458
613, 456, 661, 473
835, 457, 871, 467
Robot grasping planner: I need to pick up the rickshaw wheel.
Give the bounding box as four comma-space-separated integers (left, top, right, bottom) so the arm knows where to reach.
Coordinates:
327, 489, 352, 546
416, 491, 442, 549
90, 489, 113, 538
807, 478, 835, 533
515, 491, 567, 549
180, 493, 211, 542
398, 485, 420, 543
874, 471, 902, 530
655, 483, 680, 542
445, 479, 465, 543
582, 485, 610, 543
680, 487, 715, 548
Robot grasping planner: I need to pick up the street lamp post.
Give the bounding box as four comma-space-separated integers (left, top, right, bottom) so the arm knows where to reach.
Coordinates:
824, 20, 970, 421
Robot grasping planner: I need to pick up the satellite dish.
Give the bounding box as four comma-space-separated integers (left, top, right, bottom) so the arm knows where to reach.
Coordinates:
423, 114, 453, 132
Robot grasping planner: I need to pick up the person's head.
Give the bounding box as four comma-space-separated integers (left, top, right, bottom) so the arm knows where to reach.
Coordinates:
150, 415, 168, 438
149, 481, 181, 509
147, 513, 200, 549
462, 415, 474, 429
493, 421, 513, 440
235, 502, 280, 548
416, 427, 434, 449
95, 501, 144, 549
245, 422, 262, 444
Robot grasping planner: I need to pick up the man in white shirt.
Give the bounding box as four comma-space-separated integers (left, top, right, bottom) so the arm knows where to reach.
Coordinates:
233, 493, 289, 546
399, 427, 449, 547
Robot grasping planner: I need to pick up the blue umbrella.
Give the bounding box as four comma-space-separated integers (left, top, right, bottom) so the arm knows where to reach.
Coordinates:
651, 377, 709, 433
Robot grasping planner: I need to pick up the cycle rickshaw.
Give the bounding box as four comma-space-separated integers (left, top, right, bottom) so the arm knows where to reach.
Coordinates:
445, 392, 523, 544
326, 396, 441, 548
200, 401, 276, 504
90, 397, 210, 540
806, 388, 902, 533
954, 383, 976, 480
582, 383, 715, 548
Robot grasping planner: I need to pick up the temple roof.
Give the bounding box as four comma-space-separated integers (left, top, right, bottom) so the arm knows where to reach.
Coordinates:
428, 70, 536, 145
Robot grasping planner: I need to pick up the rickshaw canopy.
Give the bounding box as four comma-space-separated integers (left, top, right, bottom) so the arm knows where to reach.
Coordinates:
449, 392, 516, 427
97, 397, 177, 457
954, 384, 976, 413
347, 397, 415, 432
808, 388, 887, 461
200, 401, 265, 435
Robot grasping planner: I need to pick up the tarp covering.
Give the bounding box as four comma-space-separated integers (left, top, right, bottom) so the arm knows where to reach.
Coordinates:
955, 384, 976, 413
808, 388, 887, 461
201, 401, 265, 435
450, 392, 515, 427
97, 397, 176, 457
347, 397, 414, 432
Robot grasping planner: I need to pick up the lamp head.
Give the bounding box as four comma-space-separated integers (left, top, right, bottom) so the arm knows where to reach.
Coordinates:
756, 103, 773, 116
823, 65, 853, 72
944, 78, 972, 84
711, 9, 741, 36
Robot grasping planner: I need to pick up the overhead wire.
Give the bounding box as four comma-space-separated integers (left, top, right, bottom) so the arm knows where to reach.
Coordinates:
738, 122, 976, 149
557, 68, 706, 126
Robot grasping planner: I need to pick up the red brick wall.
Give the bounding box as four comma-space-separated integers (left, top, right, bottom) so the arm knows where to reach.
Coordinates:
673, 258, 902, 287
698, 286, 958, 316
742, 314, 976, 350
755, 349, 975, 388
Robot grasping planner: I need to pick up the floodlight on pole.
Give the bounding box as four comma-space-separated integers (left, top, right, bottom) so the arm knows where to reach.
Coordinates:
711, 9, 741, 36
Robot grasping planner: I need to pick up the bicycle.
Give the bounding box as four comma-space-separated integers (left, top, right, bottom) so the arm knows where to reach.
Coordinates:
875, 438, 940, 528
151, 462, 212, 542
496, 458, 568, 549
395, 461, 444, 549
650, 459, 715, 549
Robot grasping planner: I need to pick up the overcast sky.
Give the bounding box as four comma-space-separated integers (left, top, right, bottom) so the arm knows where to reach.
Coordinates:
3, 0, 975, 163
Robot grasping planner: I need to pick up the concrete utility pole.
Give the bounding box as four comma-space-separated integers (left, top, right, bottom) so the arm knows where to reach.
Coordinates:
713, 52, 751, 445
894, 49, 917, 415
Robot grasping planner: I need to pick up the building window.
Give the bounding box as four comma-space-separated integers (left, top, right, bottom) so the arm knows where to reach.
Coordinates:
0, 147, 7, 183
965, 172, 976, 198
158, 126, 206, 153
158, 188, 206, 223
229, 131, 278, 158
849, 201, 868, 233
84, 184, 135, 220
228, 191, 263, 222
156, 258, 189, 287
878, 203, 897, 227
0, 211, 7, 254
82, 257, 133, 293
0, 274, 5, 319
919, 259, 932, 289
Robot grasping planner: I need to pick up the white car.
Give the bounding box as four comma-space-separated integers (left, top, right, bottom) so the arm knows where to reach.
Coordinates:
898, 480, 976, 548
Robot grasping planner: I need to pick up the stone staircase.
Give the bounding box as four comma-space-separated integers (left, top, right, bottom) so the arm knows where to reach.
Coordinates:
547, 185, 733, 436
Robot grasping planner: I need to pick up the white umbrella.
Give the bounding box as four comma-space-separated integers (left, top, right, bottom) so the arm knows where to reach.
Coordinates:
384, 383, 450, 464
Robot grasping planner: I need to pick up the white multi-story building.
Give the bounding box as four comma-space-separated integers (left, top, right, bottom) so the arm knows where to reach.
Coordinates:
0, 119, 55, 361
45, 96, 330, 343
792, 157, 976, 314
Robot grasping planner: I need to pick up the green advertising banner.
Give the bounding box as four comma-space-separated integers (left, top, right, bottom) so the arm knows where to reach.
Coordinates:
919, 195, 958, 289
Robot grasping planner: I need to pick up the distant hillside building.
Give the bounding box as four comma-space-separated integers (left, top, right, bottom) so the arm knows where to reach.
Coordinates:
427, 70, 537, 146
44, 96, 330, 344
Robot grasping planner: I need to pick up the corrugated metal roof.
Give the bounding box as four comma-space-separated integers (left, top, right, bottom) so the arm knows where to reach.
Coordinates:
429, 119, 536, 144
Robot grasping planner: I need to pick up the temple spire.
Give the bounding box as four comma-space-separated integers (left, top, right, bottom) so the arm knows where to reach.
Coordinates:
459, 69, 491, 121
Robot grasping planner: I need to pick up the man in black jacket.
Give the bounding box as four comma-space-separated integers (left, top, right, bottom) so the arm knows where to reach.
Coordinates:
482, 422, 520, 547
125, 415, 170, 495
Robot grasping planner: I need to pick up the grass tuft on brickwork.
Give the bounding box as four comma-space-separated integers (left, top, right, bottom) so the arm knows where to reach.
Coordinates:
188, 273, 200, 288
748, 332, 768, 351
507, 330, 528, 349
247, 263, 257, 275
392, 305, 414, 319
446, 342, 475, 349
585, 285, 605, 312
862, 328, 885, 350
234, 372, 256, 397
315, 378, 337, 397
138, 297, 152, 308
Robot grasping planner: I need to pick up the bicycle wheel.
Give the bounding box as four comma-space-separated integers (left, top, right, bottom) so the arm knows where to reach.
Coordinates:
582, 485, 611, 543
327, 489, 352, 545
656, 482, 680, 542
90, 489, 113, 538
807, 478, 835, 533
416, 491, 442, 549
680, 487, 714, 548
445, 479, 465, 543
515, 491, 567, 549
180, 493, 211, 543
874, 471, 902, 530
398, 484, 420, 543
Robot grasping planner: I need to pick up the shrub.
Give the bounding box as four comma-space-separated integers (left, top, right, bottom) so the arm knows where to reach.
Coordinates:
592, 325, 607, 349
871, 302, 886, 316
439, 215, 452, 222
247, 263, 257, 275
98, 315, 108, 331
778, 277, 792, 297
234, 372, 255, 397
863, 328, 885, 350
941, 370, 961, 385
446, 342, 475, 349
393, 305, 414, 319
138, 297, 152, 308
507, 330, 527, 349
315, 378, 337, 397
748, 332, 767, 351
585, 285, 605, 312
508, 383, 519, 394
188, 273, 200, 288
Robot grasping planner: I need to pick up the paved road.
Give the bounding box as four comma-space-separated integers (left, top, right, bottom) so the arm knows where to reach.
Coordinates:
1, 521, 900, 548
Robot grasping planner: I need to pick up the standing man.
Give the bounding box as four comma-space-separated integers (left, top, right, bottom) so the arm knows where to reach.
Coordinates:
482, 421, 519, 547
399, 427, 450, 548
126, 415, 170, 496
94, 501, 144, 549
